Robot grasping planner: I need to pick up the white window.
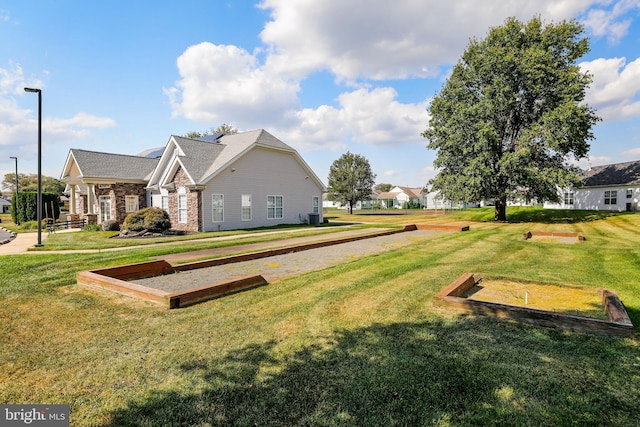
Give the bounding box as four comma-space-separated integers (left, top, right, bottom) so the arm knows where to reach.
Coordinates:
604, 190, 617, 205
241, 194, 252, 221
267, 195, 283, 219
178, 194, 187, 223
212, 194, 224, 222
99, 196, 111, 222
125, 195, 139, 213
563, 191, 574, 206
161, 196, 169, 211
312, 196, 320, 214
627, 189, 633, 199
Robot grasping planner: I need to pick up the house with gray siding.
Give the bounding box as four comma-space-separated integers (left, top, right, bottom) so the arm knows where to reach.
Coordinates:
544, 160, 640, 211
61, 129, 326, 231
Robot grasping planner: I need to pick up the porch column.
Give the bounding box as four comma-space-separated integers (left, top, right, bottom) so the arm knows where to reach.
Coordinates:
69, 185, 77, 214
87, 184, 95, 214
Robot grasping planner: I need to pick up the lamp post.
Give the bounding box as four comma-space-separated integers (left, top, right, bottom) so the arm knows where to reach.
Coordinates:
24, 87, 43, 246
9, 156, 19, 225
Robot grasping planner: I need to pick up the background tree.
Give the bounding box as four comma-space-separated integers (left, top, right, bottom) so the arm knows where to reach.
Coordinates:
375, 183, 393, 192
327, 152, 376, 214
423, 16, 600, 221
2, 173, 65, 194
185, 123, 239, 138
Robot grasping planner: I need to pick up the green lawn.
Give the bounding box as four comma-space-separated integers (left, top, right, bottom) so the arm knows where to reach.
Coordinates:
1, 207, 639, 426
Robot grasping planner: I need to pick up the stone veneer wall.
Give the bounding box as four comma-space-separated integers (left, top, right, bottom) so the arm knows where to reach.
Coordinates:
167, 167, 201, 232
94, 183, 148, 224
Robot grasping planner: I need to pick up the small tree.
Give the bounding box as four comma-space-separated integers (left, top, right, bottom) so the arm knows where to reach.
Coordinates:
327, 152, 376, 214
423, 16, 600, 221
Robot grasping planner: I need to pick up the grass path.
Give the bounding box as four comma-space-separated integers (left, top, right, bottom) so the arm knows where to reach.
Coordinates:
1, 208, 639, 426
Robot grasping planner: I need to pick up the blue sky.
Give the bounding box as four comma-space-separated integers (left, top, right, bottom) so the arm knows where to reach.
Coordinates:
1, 0, 639, 189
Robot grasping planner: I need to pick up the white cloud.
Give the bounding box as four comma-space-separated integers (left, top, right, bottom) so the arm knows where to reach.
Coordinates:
0, 62, 117, 162
581, 0, 640, 43
258, 0, 600, 81
164, 42, 300, 126
581, 57, 640, 120
623, 147, 640, 157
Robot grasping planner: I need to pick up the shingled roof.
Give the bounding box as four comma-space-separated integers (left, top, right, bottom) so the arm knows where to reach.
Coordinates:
62, 149, 160, 182
580, 160, 640, 187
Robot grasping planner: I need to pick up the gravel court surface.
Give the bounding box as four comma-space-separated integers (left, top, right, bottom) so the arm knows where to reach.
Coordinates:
133, 229, 448, 293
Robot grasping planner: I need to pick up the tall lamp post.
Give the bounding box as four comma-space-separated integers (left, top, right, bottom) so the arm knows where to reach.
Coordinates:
9, 156, 19, 225
24, 87, 43, 246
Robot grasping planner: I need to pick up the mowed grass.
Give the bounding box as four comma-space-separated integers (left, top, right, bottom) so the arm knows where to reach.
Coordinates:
1, 207, 639, 426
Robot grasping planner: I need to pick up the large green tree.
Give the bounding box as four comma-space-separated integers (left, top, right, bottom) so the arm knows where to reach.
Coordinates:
327, 152, 376, 214
423, 17, 600, 221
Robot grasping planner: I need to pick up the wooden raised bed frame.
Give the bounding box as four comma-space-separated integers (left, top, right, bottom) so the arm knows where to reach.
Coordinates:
78, 224, 469, 308
434, 273, 634, 337
522, 231, 585, 241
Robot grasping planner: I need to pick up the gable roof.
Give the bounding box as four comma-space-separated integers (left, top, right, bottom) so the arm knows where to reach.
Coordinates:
580, 160, 640, 187
147, 129, 325, 190
61, 149, 160, 183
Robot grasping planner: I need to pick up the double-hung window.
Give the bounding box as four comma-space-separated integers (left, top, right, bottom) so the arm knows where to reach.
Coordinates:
241, 194, 252, 221
212, 194, 224, 222
604, 190, 617, 205
161, 196, 169, 211
312, 196, 319, 214
178, 194, 187, 223
563, 191, 574, 206
267, 195, 283, 219
125, 195, 139, 213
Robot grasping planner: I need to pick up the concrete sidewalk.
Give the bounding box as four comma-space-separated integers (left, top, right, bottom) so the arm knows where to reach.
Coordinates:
0, 229, 79, 256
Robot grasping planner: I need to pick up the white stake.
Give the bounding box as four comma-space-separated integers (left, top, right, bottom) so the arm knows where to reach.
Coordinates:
525, 291, 529, 305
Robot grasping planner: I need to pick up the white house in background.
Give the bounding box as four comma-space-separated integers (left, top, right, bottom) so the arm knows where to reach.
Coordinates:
0, 197, 10, 214
376, 186, 425, 208
544, 160, 640, 211
61, 129, 326, 231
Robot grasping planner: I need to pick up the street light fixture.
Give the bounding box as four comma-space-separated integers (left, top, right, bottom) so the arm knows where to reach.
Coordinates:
24, 87, 43, 246
9, 156, 19, 225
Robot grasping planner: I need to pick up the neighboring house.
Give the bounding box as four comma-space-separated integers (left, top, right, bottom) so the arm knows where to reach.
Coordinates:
61, 129, 326, 231
0, 197, 10, 214
377, 186, 425, 208
544, 160, 640, 211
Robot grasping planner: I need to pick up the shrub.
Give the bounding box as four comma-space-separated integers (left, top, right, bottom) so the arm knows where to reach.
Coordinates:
82, 224, 102, 232
101, 220, 120, 231
123, 207, 171, 232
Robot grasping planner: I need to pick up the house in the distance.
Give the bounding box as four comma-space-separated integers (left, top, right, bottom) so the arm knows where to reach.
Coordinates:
376, 186, 425, 209
61, 129, 326, 231
544, 160, 640, 211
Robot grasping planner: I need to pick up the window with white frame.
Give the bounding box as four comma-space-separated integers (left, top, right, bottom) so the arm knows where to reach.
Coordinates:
563, 191, 574, 206
212, 194, 224, 222
267, 195, 283, 219
604, 190, 617, 205
161, 195, 169, 211
99, 196, 111, 222
241, 194, 252, 221
178, 194, 187, 223
627, 189, 633, 199
312, 196, 319, 214
125, 195, 139, 213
